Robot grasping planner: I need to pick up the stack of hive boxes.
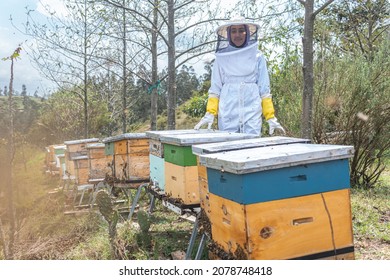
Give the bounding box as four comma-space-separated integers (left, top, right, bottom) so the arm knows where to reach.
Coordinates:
102, 133, 149, 184
146, 129, 223, 192
196, 140, 355, 260
64, 138, 100, 185
192, 136, 310, 221
53, 145, 66, 178
157, 131, 256, 206
86, 142, 109, 182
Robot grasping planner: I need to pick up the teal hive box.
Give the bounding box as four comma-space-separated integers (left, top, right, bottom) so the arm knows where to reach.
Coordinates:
149, 154, 165, 190
199, 143, 354, 205
146, 129, 226, 190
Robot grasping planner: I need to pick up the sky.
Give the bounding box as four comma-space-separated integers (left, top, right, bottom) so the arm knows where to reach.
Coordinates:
0, 0, 67, 96
0, 0, 239, 97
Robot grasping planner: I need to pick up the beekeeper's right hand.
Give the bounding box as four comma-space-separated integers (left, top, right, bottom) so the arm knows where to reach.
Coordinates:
194, 112, 214, 130
194, 96, 219, 130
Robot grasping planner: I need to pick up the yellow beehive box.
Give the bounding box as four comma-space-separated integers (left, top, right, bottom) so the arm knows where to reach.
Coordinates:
209, 189, 354, 260
164, 161, 199, 205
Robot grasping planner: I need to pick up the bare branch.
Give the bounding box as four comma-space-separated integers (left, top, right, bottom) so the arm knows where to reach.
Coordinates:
313, 0, 335, 18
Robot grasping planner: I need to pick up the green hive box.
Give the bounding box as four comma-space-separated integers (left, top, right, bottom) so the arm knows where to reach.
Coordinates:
104, 142, 115, 155
163, 143, 197, 166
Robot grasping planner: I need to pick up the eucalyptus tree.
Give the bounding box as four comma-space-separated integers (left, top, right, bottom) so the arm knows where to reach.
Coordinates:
327, 0, 390, 61
18, 0, 108, 138
104, 0, 223, 130
296, 0, 336, 139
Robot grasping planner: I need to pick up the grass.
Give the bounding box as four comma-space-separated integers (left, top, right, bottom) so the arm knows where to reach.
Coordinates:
1, 144, 389, 260
351, 167, 390, 260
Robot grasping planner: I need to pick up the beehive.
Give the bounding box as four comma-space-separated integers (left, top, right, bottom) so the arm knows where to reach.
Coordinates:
159, 131, 257, 205
198, 143, 355, 260
86, 143, 109, 181
57, 154, 66, 179
53, 145, 66, 174
64, 138, 100, 182
45, 144, 64, 175
192, 136, 310, 219
73, 155, 89, 185
102, 133, 149, 182
145, 129, 218, 191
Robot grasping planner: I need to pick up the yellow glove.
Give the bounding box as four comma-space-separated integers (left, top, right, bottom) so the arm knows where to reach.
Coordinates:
261, 97, 275, 121
206, 97, 219, 116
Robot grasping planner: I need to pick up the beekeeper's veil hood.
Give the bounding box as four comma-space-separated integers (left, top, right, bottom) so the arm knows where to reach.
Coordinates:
215, 16, 260, 53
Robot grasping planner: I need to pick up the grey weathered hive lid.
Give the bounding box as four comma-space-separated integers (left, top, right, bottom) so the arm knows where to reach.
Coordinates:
198, 143, 354, 174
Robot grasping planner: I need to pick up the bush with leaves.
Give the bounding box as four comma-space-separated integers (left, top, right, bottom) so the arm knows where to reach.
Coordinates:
313, 41, 390, 188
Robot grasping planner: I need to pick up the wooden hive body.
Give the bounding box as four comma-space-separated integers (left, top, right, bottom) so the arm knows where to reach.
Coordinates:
64, 138, 99, 181
87, 143, 109, 181
102, 133, 150, 182
208, 189, 354, 260
192, 137, 311, 219
198, 142, 355, 260
146, 129, 222, 191
159, 131, 257, 206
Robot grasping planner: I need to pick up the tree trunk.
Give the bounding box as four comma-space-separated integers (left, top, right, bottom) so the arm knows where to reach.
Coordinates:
301, 0, 315, 139
150, 0, 158, 131
83, 0, 89, 138
4, 49, 19, 260
122, 0, 128, 133
167, 0, 176, 130
299, 0, 335, 139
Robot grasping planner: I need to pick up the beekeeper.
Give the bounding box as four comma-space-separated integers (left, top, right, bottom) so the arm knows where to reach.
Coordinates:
194, 17, 285, 136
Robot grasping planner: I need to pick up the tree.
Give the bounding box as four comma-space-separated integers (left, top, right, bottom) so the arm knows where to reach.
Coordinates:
0, 46, 21, 260
297, 0, 336, 139
18, 0, 107, 138
327, 0, 390, 61
104, 0, 221, 130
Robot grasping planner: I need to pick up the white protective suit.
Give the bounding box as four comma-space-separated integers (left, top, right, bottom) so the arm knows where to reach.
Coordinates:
195, 17, 284, 136
210, 43, 270, 135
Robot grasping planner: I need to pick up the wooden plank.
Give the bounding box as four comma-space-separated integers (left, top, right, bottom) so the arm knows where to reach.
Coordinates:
198, 178, 211, 217
89, 157, 109, 180
128, 155, 150, 179
76, 167, 90, 185
208, 192, 247, 257
114, 139, 128, 155
75, 158, 89, 169
128, 138, 149, 147
88, 147, 105, 159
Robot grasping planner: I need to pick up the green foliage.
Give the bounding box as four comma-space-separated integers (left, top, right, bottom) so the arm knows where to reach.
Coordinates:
312, 40, 390, 188
326, 0, 390, 60
182, 92, 208, 118
32, 86, 111, 145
